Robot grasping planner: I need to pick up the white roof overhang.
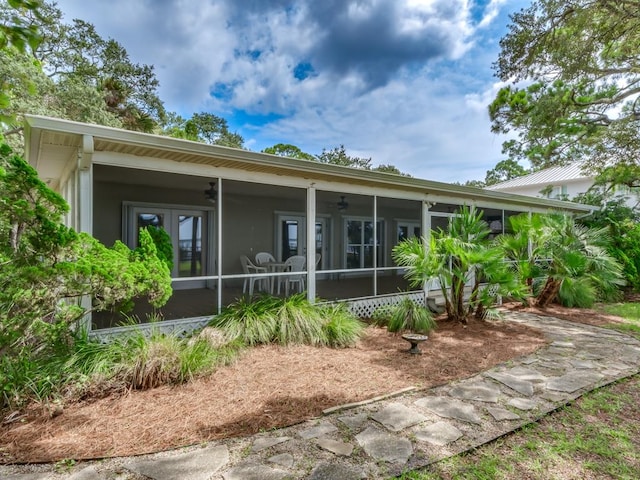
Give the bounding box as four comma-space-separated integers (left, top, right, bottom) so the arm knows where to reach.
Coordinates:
24, 115, 595, 215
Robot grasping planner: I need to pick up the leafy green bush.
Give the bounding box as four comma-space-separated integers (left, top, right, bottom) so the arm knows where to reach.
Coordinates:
373, 297, 437, 335
1, 145, 173, 409
210, 294, 364, 347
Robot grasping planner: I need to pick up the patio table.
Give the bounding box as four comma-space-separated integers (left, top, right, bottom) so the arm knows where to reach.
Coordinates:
263, 261, 287, 294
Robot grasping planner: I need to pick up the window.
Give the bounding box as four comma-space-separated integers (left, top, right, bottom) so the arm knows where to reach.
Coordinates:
124, 202, 214, 288
344, 218, 384, 269
543, 185, 568, 199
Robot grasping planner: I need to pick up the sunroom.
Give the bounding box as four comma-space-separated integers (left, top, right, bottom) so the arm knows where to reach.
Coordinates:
24, 115, 594, 337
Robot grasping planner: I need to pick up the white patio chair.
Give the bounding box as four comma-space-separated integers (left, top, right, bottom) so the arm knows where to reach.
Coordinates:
278, 255, 306, 296
255, 252, 276, 266
239, 255, 268, 296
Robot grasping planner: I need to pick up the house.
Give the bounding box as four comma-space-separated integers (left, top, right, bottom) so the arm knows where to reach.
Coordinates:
485, 164, 591, 200
486, 163, 639, 208
24, 115, 595, 338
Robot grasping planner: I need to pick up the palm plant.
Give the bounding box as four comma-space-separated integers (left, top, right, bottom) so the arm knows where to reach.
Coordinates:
534, 214, 624, 307
373, 297, 437, 335
394, 205, 512, 323
497, 213, 547, 300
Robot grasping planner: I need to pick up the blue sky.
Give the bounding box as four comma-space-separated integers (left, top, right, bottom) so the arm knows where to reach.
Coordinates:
53, 0, 529, 183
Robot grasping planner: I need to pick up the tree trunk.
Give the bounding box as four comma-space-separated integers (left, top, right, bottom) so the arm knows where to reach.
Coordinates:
536, 278, 561, 307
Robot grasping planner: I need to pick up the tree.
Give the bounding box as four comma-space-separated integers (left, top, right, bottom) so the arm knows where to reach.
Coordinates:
316, 145, 372, 169
0, 1, 165, 136
535, 214, 624, 307
490, 0, 640, 177
373, 163, 411, 176
484, 159, 528, 186
262, 143, 315, 161
0, 0, 42, 127
163, 112, 245, 149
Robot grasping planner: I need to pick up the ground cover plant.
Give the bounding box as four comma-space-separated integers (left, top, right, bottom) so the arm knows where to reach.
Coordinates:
372, 296, 437, 335
209, 293, 365, 347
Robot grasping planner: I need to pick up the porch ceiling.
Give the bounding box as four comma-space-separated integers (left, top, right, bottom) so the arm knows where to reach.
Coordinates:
24, 115, 596, 214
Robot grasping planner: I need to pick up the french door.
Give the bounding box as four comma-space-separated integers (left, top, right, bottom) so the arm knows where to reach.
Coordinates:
276, 214, 327, 269
397, 221, 421, 243
125, 204, 214, 289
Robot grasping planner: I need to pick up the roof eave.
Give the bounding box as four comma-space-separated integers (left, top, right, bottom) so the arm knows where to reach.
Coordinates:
24, 115, 595, 214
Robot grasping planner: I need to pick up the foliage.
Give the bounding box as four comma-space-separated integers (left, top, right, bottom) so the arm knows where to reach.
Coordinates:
0, 0, 165, 140
393, 205, 515, 323
1, 321, 239, 409
373, 297, 436, 335
262, 143, 315, 161
0, 144, 172, 409
143, 225, 174, 272
484, 159, 529, 186
497, 213, 547, 299
502, 212, 625, 307
576, 193, 640, 291
163, 111, 245, 148
69, 325, 239, 393
373, 163, 411, 176
210, 295, 279, 346
0, 0, 42, 126
322, 303, 366, 348
491, 0, 640, 176
316, 144, 373, 169
262, 142, 408, 175
209, 294, 364, 347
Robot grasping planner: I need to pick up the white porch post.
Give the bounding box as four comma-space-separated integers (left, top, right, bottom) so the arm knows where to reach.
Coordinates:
422, 201, 433, 298
306, 186, 316, 303
373, 195, 378, 296
78, 135, 93, 235
78, 135, 94, 331
217, 178, 223, 314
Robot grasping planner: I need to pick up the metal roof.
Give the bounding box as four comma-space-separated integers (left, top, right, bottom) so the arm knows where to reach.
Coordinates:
23, 115, 595, 214
486, 163, 590, 190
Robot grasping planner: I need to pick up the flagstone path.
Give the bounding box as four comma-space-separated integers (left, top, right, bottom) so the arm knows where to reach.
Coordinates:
3, 311, 640, 480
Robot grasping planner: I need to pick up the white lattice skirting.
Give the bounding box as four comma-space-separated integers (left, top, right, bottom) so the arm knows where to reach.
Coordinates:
342, 291, 426, 318
89, 316, 211, 343
88, 286, 500, 342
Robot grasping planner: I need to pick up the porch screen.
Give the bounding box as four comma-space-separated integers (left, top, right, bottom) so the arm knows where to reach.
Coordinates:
346, 219, 383, 269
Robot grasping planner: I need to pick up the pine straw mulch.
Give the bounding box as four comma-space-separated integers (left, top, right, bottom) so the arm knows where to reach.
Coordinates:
0, 303, 627, 465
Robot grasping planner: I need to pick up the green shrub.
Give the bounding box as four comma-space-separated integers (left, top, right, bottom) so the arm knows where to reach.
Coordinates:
558, 277, 597, 308
210, 295, 279, 346
68, 325, 239, 393
321, 304, 365, 347
210, 294, 364, 347
274, 294, 327, 345
373, 297, 437, 335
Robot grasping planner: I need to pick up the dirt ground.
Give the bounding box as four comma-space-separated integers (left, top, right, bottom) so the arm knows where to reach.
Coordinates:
0, 304, 628, 464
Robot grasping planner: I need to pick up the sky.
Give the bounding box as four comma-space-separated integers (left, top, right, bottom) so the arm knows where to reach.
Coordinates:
52, 0, 529, 183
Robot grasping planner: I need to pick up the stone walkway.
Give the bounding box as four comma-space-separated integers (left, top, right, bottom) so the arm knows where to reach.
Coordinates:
3, 312, 640, 480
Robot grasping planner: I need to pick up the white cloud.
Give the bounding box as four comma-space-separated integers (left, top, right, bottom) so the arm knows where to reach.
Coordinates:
50, 0, 524, 182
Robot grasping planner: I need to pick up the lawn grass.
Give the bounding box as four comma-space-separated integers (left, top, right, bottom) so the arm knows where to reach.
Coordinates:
397, 303, 640, 480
